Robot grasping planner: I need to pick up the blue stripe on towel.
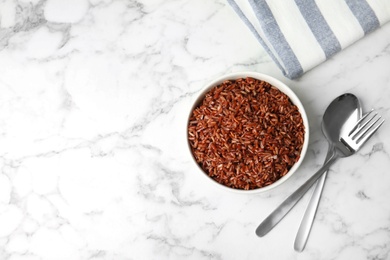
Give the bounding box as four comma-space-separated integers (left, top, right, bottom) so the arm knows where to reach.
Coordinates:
295, 0, 341, 58
248, 0, 303, 78
345, 0, 380, 34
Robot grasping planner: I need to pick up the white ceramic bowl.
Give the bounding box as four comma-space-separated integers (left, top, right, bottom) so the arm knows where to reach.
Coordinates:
186, 72, 309, 193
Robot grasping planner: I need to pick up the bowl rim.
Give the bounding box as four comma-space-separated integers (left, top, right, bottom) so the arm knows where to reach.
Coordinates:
186, 71, 309, 194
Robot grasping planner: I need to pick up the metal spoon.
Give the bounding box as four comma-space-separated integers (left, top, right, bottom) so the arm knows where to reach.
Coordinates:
294, 94, 362, 252
255, 93, 381, 237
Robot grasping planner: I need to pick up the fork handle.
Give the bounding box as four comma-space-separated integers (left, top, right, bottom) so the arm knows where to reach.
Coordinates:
255, 153, 338, 237
294, 147, 333, 252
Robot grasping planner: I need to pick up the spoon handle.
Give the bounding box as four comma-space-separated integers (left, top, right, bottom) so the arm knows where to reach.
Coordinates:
294, 147, 333, 252
255, 153, 338, 237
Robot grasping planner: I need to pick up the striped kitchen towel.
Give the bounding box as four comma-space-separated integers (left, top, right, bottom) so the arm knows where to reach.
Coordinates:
227, 0, 390, 79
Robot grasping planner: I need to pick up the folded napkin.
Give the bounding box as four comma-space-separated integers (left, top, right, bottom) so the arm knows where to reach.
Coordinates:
228, 0, 390, 79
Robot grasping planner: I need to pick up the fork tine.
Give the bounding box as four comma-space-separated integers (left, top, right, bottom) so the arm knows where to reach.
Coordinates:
352, 112, 380, 140
356, 117, 385, 145
349, 109, 373, 136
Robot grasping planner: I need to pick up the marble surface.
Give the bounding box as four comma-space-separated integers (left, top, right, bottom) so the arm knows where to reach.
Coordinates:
0, 0, 389, 259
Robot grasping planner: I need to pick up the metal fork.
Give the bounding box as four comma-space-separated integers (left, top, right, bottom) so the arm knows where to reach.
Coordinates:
293, 110, 384, 251
256, 110, 384, 238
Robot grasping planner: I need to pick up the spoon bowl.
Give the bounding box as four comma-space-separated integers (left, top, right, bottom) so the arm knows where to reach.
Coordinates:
322, 94, 363, 157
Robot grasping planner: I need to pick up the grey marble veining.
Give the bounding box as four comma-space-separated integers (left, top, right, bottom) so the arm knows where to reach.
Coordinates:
0, 0, 389, 259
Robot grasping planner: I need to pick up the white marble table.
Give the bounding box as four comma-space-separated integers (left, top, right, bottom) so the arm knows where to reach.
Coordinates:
0, 0, 389, 259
